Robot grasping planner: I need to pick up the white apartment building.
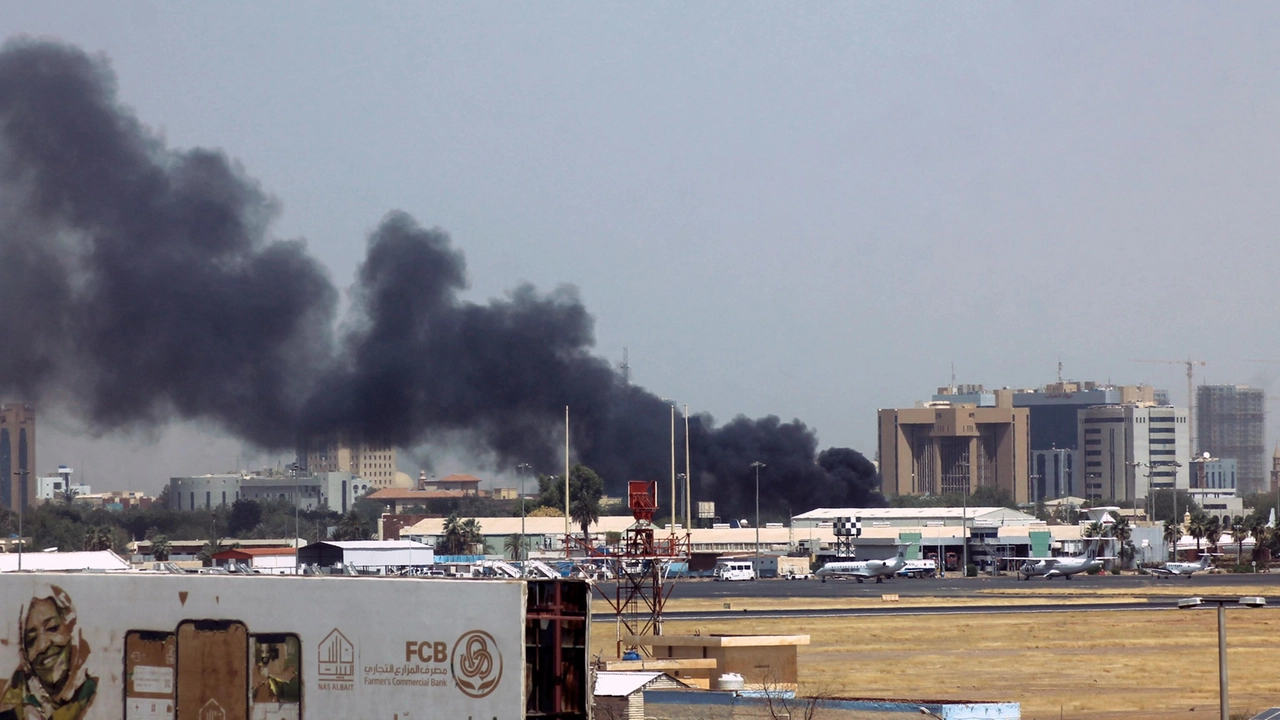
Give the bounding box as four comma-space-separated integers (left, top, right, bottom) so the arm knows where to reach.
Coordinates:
1077, 404, 1189, 502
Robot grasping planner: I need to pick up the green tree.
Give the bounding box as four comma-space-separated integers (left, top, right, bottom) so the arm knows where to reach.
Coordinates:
59, 485, 80, 505
150, 534, 172, 561
568, 464, 604, 537
1246, 515, 1268, 562
198, 537, 234, 567
228, 499, 263, 536
83, 525, 114, 552
331, 511, 370, 541
1163, 520, 1180, 561
1083, 520, 1104, 539
504, 533, 527, 561
441, 513, 465, 555
1110, 516, 1133, 567
461, 518, 484, 553
1230, 515, 1247, 565
534, 473, 565, 511
1204, 515, 1223, 553
1187, 513, 1208, 556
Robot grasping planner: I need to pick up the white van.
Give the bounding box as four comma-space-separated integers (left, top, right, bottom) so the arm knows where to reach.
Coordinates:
714, 560, 756, 581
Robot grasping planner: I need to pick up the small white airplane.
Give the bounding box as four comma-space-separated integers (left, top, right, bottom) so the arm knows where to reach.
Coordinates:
1149, 554, 1214, 578
816, 544, 910, 583
1010, 539, 1106, 580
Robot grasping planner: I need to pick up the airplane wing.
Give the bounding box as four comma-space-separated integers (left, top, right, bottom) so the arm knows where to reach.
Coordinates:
1147, 566, 1175, 576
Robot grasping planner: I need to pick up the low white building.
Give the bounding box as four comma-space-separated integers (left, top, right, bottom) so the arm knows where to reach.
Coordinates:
298, 540, 435, 571
34, 465, 89, 501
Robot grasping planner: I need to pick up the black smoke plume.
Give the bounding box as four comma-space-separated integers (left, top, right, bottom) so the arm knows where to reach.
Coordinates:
0, 38, 884, 514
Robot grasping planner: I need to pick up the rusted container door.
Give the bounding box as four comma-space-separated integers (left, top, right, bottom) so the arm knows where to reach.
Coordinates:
176, 620, 249, 720
125, 630, 176, 720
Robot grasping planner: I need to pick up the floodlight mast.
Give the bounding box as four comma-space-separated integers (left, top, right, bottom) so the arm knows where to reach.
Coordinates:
1178, 595, 1267, 720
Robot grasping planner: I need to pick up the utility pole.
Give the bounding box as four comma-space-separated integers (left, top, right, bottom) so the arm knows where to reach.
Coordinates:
670, 404, 676, 531
518, 462, 531, 563
684, 404, 691, 531
751, 461, 766, 574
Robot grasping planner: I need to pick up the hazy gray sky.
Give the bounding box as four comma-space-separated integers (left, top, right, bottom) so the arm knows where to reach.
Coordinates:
6, 3, 1280, 491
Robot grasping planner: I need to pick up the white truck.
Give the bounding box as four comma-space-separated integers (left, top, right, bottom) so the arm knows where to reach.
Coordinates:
713, 560, 756, 581
0, 573, 589, 720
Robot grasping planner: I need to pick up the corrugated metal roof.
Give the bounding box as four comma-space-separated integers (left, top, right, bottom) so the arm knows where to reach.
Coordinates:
0, 550, 132, 572
1249, 709, 1280, 720
593, 672, 670, 697
315, 541, 427, 550
793, 507, 1036, 522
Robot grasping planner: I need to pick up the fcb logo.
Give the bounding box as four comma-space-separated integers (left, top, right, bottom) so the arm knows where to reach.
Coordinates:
450, 630, 502, 698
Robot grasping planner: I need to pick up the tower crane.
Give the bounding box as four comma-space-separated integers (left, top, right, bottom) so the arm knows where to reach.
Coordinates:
1133, 358, 1206, 452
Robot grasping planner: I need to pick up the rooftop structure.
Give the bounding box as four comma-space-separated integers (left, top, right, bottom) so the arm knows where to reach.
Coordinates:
1197, 384, 1265, 493
0, 550, 130, 573
877, 404, 1029, 503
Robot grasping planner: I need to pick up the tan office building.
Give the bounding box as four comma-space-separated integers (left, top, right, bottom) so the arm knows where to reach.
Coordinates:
298, 438, 406, 490
878, 403, 1029, 503
0, 403, 36, 509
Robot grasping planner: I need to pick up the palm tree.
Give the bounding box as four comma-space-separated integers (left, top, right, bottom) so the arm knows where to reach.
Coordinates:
1247, 516, 1268, 564
1110, 516, 1133, 567
1204, 515, 1223, 554
461, 518, 483, 554
442, 513, 465, 555
1187, 514, 1208, 557
1230, 515, 1247, 565
1162, 520, 1180, 562
504, 533, 526, 561
151, 534, 172, 562
1083, 520, 1104, 539
83, 526, 114, 552
332, 512, 369, 541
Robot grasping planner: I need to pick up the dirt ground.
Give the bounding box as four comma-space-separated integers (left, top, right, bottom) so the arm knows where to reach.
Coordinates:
594, 595, 1280, 719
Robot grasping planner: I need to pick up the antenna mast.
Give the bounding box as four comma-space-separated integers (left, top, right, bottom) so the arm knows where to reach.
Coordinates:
619, 347, 631, 385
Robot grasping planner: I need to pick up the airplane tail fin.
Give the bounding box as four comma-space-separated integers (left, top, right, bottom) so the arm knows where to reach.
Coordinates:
1085, 538, 1101, 561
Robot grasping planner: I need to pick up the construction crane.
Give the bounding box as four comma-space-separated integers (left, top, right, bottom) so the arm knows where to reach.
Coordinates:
1134, 358, 1206, 452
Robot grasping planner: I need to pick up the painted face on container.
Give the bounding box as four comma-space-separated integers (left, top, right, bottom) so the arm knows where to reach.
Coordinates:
23, 597, 73, 690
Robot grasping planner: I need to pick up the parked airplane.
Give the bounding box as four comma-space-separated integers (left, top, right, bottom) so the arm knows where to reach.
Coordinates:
816, 544, 910, 583
1149, 554, 1214, 578
1011, 539, 1106, 580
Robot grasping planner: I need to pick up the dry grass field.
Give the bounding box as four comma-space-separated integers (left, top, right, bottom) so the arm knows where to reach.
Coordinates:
594, 594, 1280, 719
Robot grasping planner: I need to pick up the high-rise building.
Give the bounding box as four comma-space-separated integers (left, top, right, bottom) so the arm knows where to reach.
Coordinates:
0, 403, 36, 509
1077, 404, 1189, 502
297, 438, 406, 490
1196, 385, 1265, 494
878, 403, 1029, 503
933, 382, 1157, 502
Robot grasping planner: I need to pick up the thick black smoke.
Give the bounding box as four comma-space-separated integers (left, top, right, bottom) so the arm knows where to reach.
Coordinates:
0, 38, 884, 514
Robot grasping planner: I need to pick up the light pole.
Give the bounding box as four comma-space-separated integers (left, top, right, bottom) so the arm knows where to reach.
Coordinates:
517, 462, 531, 563
751, 461, 765, 573
1177, 595, 1266, 720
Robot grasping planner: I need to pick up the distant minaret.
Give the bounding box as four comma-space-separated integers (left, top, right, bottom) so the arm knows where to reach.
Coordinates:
619, 347, 631, 385
1271, 444, 1280, 494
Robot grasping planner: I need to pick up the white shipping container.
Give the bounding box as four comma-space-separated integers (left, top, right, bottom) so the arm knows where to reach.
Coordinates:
0, 573, 589, 720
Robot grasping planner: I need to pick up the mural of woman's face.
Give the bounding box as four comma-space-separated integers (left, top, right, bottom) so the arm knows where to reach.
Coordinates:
22, 598, 72, 690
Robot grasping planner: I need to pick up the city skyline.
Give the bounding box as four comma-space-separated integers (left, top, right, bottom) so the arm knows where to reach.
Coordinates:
5, 5, 1280, 491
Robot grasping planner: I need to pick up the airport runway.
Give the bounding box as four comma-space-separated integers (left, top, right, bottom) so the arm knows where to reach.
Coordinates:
591, 572, 1280, 619
663, 571, 1280, 599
